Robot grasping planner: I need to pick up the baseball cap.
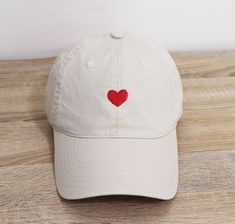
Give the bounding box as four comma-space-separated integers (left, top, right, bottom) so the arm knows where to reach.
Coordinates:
45, 32, 183, 200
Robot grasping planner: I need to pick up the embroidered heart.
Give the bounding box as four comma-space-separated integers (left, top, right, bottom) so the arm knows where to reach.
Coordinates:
107, 89, 128, 107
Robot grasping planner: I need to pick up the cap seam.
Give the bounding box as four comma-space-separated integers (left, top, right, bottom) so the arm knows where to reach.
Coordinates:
50, 45, 81, 123
117, 38, 121, 135
114, 38, 119, 136
52, 122, 178, 139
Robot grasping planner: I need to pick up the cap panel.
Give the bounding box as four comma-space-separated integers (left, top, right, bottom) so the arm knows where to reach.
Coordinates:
117, 36, 183, 137
45, 51, 67, 119
45, 46, 80, 125
55, 35, 119, 136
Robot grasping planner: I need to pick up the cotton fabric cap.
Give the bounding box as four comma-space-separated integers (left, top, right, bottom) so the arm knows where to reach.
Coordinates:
45, 32, 183, 200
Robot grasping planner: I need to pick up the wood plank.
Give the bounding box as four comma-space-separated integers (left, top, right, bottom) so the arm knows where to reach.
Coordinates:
172, 51, 235, 79
0, 119, 53, 165
0, 190, 235, 224
183, 77, 235, 109
0, 59, 51, 120
178, 107, 235, 153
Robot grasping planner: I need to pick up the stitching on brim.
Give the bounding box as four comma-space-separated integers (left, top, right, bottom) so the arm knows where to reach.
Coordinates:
51, 121, 178, 139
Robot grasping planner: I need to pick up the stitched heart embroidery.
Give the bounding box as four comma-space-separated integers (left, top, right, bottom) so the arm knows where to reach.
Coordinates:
107, 89, 128, 107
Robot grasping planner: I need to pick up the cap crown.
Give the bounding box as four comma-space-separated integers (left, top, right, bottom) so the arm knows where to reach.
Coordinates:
45, 33, 183, 138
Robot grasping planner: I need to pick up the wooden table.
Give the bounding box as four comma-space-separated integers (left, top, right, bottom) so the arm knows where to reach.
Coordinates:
0, 52, 235, 224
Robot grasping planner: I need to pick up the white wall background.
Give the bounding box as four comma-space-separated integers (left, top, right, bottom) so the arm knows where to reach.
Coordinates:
0, 0, 235, 60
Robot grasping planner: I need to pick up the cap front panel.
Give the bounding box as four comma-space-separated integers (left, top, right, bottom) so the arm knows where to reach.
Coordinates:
117, 36, 182, 137
55, 36, 119, 136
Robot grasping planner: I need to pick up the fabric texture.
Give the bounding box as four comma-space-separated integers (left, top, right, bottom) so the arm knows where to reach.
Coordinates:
107, 89, 128, 107
54, 129, 178, 200
45, 32, 183, 138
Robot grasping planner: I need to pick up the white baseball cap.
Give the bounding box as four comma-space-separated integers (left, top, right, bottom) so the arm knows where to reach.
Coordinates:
45, 32, 183, 200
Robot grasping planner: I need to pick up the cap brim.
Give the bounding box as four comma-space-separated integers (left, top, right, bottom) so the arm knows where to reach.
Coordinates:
54, 129, 178, 200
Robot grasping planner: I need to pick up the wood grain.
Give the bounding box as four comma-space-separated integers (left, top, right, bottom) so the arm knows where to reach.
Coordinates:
0, 52, 235, 223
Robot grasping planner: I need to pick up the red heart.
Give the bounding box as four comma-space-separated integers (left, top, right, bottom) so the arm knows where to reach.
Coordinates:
107, 89, 128, 107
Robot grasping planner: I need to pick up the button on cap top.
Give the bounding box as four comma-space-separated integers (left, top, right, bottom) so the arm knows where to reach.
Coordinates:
111, 32, 124, 39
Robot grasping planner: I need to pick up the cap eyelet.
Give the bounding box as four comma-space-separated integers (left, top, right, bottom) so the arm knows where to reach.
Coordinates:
139, 62, 146, 68
87, 61, 94, 68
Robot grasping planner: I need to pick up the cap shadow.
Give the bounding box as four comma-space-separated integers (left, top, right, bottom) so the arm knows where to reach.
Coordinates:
59, 195, 175, 222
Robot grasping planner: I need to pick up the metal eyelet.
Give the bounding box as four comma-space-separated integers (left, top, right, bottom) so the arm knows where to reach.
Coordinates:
87, 61, 94, 68
139, 62, 146, 68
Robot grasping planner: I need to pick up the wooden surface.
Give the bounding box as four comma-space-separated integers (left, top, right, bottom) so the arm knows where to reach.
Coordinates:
0, 52, 235, 224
